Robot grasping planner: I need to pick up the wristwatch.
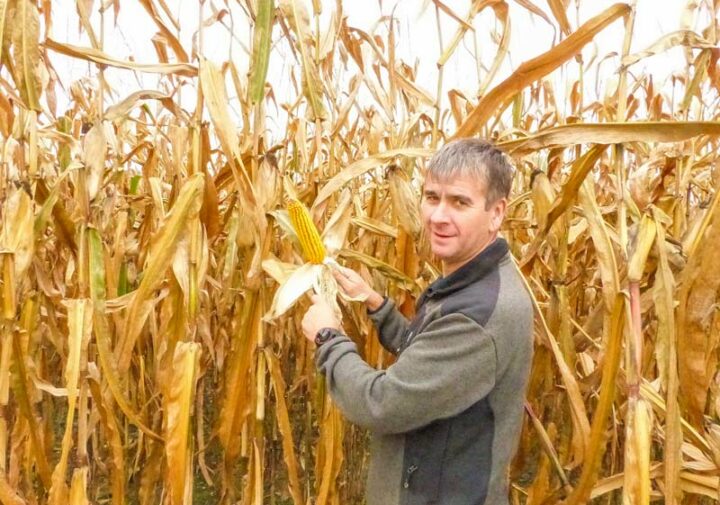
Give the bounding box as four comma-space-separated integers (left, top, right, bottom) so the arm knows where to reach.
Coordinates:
315, 327, 343, 346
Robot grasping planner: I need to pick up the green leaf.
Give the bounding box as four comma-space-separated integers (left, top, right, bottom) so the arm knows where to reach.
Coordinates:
249, 0, 275, 104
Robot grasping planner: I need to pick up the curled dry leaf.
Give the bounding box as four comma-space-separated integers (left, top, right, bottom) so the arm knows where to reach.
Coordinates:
0, 188, 34, 280
388, 169, 422, 238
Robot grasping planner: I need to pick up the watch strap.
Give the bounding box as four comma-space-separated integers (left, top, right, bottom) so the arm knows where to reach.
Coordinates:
315, 327, 343, 346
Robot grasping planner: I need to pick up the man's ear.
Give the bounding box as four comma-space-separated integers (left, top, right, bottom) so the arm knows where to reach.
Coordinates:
490, 198, 507, 232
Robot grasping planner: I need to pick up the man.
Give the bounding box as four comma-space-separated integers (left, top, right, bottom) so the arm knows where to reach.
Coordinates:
302, 139, 533, 505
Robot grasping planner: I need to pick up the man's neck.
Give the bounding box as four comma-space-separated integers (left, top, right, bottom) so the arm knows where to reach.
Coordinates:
441, 233, 499, 276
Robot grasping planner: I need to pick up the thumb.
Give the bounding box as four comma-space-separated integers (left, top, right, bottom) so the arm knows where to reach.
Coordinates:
336, 265, 358, 280
310, 294, 321, 304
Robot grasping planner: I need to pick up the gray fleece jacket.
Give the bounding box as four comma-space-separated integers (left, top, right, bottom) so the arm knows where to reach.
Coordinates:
316, 238, 533, 505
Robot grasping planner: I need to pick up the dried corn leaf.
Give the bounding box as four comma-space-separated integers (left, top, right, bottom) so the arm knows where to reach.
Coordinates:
118, 173, 204, 373
499, 121, 720, 154
217, 291, 260, 455
454, 3, 630, 137
137, 0, 189, 62
547, 0, 572, 36
320, 189, 353, 256
1, 188, 34, 279
438, 0, 496, 67
0, 0, 10, 70
315, 400, 344, 505
279, 0, 326, 119
12, 0, 41, 110
199, 59, 257, 206
87, 229, 159, 438
44, 38, 198, 76
48, 299, 92, 505
563, 295, 625, 505
264, 349, 304, 505
388, 169, 421, 237
521, 145, 607, 270
627, 214, 656, 282
87, 368, 125, 505
431, 0, 473, 30
0, 472, 24, 505
677, 186, 720, 427
249, 0, 275, 104
579, 178, 620, 311
478, 2, 510, 97
104, 90, 172, 121
622, 30, 716, 68
164, 342, 201, 505
623, 398, 651, 504
68, 467, 89, 505
314, 148, 432, 208
82, 122, 107, 202
511, 0, 554, 27
653, 209, 682, 504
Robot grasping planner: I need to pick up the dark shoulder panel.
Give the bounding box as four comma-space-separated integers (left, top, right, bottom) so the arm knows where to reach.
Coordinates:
440, 267, 500, 327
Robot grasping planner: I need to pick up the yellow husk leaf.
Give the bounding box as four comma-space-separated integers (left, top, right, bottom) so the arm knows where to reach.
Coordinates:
163, 342, 201, 505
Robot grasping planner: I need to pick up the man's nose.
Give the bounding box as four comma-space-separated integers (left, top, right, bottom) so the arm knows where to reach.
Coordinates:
429, 201, 450, 224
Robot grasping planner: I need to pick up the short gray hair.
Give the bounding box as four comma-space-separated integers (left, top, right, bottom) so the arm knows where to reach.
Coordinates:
427, 139, 514, 208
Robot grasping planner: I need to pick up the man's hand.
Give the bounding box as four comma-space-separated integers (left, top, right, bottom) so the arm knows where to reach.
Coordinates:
302, 295, 342, 343
331, 264, 385, 311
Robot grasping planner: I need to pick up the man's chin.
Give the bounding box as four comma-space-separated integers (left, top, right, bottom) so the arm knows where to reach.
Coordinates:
430, 246, 453, 259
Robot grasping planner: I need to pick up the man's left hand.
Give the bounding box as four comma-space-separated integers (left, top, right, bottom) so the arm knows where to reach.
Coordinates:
302, 294, 342, 343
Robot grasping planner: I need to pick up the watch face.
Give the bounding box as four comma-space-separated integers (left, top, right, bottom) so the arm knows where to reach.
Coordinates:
315, 328, 338, 345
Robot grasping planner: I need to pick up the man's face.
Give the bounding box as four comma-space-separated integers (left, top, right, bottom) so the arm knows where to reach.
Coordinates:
421, 173, 506, 275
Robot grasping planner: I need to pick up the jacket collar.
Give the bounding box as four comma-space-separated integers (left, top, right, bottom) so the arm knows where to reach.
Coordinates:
419, 238, 509, 305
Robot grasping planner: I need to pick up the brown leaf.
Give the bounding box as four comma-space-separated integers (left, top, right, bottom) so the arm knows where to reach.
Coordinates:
137, 0, 189, 62
104, 90, 173, 121
44, 38, 198, 76
0, 0, 11, 70
453, 3, 630, 137
677, 189, 720, 428
314, 148, 432, 209
117, 173, 204, 373
12, 0, 41, 110
546, 0, 572, 36
653, 209, 682, 504
499, 121, 720, 154
82, 122, 107, 202
265, 349, 304, 505
163, 342, 201, 505
622, 30, 716, 68
562, 295, 625, 505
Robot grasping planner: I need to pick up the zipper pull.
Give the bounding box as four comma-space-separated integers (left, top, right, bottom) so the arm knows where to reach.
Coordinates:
399, 331, 414, 353
403, 464, 418, 489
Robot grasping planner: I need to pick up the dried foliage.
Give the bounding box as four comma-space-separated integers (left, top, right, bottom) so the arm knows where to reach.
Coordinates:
1, 1, 720, 504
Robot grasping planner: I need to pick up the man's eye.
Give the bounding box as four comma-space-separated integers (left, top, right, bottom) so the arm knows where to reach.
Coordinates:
425, 194, 439, 202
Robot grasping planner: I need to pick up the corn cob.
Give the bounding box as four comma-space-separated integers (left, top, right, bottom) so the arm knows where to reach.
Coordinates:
287, 199, 326, 264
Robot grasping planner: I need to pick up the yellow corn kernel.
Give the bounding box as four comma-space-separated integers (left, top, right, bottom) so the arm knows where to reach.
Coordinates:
287, 199, 326, 264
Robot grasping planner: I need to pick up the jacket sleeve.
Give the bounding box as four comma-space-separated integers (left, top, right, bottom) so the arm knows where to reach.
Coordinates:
315, 312, 497, 435
367, 298, 409, 355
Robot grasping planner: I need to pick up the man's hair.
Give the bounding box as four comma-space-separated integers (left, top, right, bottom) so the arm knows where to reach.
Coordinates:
426, 139, 514, 209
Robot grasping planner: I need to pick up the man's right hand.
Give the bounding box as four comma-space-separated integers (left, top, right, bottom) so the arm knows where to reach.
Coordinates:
331, 264, 385, 312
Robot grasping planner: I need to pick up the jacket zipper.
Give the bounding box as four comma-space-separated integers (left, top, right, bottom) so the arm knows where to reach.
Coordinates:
402, 464, 418, 489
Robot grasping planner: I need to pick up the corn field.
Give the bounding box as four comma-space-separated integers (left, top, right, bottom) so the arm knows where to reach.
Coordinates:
1, 0, 720, 503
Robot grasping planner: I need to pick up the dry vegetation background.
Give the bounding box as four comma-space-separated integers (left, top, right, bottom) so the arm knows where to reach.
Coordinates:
1, 0, 720, 504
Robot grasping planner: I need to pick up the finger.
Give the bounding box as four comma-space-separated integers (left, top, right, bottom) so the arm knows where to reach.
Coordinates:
330, 263, 353, 278
332, 269, 350, 285
337, 265, 354, 276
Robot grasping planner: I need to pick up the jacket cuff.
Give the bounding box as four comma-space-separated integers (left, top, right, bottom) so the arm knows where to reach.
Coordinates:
315, 335, 356, 375
367, 296, 389, 315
